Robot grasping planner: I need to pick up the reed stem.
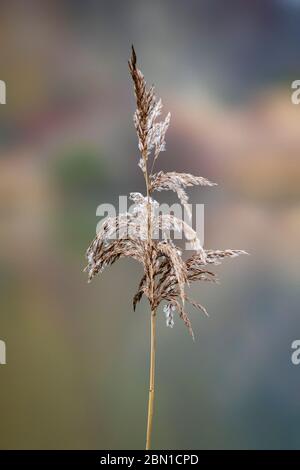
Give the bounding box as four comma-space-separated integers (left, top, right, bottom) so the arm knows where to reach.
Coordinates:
146, 308, 157, 450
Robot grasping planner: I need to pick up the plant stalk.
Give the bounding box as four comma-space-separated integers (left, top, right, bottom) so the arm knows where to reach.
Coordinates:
146, 308, 157, 450
143, 130, 156, 450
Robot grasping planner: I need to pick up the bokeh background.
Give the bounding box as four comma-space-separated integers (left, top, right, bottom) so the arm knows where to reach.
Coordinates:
0, 0, 300, 449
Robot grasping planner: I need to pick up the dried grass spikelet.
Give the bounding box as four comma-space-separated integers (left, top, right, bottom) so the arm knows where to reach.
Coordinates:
85, 47, 248, 451
85, 46, 247, 337
150, 171, 217, 218
128, 45, 170, 173
85, 236, 147, 282
155, 213, 205, 257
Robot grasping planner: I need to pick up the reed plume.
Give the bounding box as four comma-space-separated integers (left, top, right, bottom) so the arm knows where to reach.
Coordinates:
85, 46, 247, 450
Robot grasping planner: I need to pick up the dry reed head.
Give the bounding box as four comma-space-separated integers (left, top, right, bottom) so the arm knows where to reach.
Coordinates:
85, 46, 247, 338
150, 171, 217, 218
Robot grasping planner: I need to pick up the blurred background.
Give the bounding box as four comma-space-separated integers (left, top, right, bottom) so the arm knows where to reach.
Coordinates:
0, 0, 300, 450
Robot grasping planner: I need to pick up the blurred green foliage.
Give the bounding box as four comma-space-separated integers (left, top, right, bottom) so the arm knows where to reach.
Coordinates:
52, 146, 109, 198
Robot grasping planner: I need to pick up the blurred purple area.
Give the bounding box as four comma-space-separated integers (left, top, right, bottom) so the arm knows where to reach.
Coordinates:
0, 0, 300, 449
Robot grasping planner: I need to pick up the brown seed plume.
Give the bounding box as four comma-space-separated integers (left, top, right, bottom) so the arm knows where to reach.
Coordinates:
85, 48, 247, 337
